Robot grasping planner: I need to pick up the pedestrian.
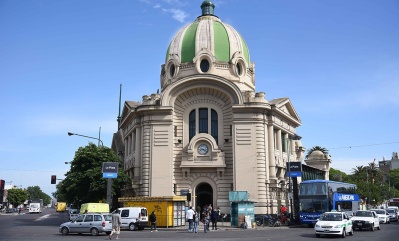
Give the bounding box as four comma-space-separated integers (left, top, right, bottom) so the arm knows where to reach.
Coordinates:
193, 211, 199, 233
211, 208, 219, 230
83, 209, 88, 214
109, 212, 121, 240
203, 210, 210, 233
150, 211, 158, 232
186, 206, 195, 232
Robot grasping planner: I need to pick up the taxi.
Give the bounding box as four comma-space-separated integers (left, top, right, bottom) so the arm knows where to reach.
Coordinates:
314, 211, 354, 238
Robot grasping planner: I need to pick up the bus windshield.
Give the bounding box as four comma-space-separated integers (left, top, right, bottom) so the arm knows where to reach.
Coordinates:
299, 197, 329, 213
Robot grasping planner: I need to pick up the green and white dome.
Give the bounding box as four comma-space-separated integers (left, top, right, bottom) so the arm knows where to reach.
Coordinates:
161, 0, 255, 92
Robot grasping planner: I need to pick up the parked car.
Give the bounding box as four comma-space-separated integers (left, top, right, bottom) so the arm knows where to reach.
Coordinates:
314, 211, 354, 238
371, 209, 390, 224
351, 210, 380, 231
386, 208, 398, 222
112, 207, 148, 231
59, 213, 112, 236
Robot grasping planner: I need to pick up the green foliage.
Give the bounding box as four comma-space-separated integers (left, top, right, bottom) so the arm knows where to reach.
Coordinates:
54, 143, 130, 209
26, 186, 51, 205
335, 160, 399, 206
7, 189, 28, 207
329, 168, 348, 182
305, 146, 329, 159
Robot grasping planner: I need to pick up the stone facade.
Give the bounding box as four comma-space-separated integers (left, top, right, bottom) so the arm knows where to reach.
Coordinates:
111, 1, 305, 215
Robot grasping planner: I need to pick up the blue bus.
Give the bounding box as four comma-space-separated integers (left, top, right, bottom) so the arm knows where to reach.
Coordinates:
298, 180, 359, 225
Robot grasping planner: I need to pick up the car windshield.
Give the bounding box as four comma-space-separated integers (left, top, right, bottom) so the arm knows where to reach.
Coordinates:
373, 210, 385, 214
354, 211, 372, 217
103, 214, 112, 221
319, 213, 342, 221
386, 209, 395, 214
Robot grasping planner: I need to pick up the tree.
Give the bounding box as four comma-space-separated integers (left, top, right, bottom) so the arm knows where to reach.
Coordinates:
54, 143, 130, 209
7, 189, 28, 207
329, 168, 348, 182
305, 146, 329, 159
26, 186, 51, 205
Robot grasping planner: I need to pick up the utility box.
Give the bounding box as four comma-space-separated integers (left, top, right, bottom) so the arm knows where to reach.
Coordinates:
229, 191, 254, 227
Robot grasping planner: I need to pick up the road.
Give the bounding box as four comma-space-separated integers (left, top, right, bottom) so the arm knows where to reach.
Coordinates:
1, 208, 398, 241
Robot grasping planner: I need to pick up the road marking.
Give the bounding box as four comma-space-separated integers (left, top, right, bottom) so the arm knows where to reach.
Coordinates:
35, 214, 51, 221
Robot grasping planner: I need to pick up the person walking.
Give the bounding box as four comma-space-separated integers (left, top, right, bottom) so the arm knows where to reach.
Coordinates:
211, 208, 219, 230
150, 211, 158, 232
186, 206, 195, 232
109, 212, 121, 240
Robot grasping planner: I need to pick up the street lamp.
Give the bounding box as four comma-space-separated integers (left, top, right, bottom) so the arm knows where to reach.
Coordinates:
68, 132, 103, 147
287, 134, 302, 222
67, 131, 112, 206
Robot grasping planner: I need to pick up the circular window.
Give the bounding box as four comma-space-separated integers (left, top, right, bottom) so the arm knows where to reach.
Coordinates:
200, 59, 210, 73
169, 64, 175, 78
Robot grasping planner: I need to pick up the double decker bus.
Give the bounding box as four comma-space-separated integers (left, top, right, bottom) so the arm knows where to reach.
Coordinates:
298, 180, 359, 225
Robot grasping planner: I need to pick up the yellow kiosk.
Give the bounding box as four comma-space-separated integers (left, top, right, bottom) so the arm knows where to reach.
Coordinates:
118, 196, 187, 227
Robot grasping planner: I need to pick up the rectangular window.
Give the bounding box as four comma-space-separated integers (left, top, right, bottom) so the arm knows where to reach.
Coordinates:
211, 109, 218, 144
199, 108, 208, 133
282, 133, 286, 152
189, 110, 196, 141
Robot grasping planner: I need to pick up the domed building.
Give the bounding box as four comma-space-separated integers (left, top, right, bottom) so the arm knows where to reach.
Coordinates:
112, 1, 305, 215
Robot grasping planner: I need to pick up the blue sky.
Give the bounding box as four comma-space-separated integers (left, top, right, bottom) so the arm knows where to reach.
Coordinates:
1, 0, 398, 197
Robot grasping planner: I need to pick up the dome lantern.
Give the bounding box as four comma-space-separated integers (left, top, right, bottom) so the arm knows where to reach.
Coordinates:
201, 0, 215, 16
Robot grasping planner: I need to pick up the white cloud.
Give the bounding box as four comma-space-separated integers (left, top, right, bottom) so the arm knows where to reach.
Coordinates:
162, 8, 189, 23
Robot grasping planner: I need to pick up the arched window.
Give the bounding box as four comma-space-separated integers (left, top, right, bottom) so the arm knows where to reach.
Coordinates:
188, 108, 218, 144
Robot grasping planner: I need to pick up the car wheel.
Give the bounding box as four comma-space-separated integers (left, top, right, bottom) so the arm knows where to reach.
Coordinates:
129, 223, 138, 231
315, 234, 320, 238
61, 227, 69, 235
341, 228, 346, 238
377, 224, 380, 230
349, 227, 354, 236
90, 228, 99, 236
371, 223, 374, 231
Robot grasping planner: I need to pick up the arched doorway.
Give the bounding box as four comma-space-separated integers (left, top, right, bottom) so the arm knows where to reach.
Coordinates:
195, 183, 213, 212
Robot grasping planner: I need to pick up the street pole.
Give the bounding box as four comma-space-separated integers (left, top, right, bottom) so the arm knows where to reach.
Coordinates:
287, 138, 293, 222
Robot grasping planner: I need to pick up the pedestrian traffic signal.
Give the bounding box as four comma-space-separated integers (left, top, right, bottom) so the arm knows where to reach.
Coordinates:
51, 175, 56, 184
187, 192, 191, 202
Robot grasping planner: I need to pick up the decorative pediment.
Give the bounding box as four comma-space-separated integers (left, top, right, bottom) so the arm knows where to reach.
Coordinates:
270, 98, 301, 125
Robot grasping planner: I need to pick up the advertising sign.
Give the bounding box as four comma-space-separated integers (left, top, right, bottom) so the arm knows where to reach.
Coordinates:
287, 162, 302, 177
102, 162, 118, 178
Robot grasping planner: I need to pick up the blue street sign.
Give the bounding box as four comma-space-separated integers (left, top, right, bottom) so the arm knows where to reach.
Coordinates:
103, 173, 118, 178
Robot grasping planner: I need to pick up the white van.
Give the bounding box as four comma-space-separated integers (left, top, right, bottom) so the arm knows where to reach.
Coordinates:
113, 207, 148, 231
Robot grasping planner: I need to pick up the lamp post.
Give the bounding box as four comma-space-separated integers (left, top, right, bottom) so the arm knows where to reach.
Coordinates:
287, 134, 301, 222
68, 131, 112, 206
68, 132, 103, 147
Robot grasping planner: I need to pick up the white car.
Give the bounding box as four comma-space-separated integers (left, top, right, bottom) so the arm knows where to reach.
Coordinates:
371, 209, 390, 224
351, 210, 380, 231
314, 211, 354, 238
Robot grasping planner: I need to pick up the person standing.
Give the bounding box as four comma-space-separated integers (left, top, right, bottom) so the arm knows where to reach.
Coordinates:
150, 211, 158, 232
280, 205, 288, 215
109, 212, 121, 240
186, 206, 195, 232
203, 210, 210, 233
193, 211, 199, 233
211, 208, 219, 230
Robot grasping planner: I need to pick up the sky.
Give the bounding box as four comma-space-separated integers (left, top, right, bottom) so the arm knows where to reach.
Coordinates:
1, 0, 398, 197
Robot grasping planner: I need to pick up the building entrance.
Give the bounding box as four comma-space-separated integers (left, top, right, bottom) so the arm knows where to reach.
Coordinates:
195, 183, 213, 212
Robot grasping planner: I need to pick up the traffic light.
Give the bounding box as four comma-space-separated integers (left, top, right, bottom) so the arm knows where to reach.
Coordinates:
187, 192, 192, 202
51, 175, 56, 184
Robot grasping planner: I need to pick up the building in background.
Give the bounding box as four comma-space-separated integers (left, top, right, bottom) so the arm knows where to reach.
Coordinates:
112, 1, 306, 215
